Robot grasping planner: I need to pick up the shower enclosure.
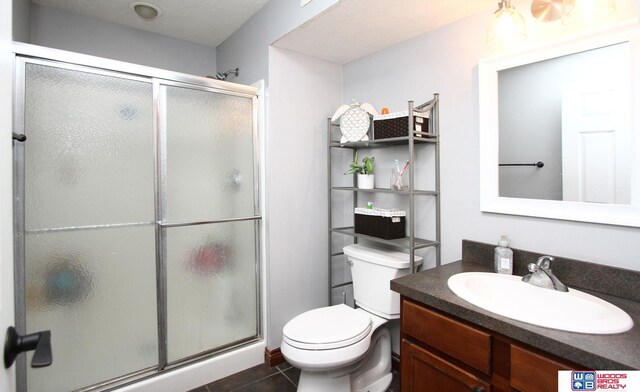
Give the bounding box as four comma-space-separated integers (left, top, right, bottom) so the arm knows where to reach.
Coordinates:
12, 54, 261, 391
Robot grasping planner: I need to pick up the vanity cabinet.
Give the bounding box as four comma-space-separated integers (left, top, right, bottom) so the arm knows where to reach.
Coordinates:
400, 298, 581, 392
328, 94, 441, 304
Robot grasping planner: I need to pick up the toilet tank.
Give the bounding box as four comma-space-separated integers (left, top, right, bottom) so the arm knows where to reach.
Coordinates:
343, 244, 423, 319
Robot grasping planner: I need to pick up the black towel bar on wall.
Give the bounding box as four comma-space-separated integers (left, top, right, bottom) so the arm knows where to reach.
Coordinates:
499, 161, 544, 168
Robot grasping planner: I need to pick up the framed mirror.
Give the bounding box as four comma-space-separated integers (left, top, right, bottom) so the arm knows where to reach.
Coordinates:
479, 21, 640, 227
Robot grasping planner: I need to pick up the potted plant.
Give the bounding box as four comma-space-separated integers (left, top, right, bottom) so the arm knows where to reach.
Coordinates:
345, 152, 375, 189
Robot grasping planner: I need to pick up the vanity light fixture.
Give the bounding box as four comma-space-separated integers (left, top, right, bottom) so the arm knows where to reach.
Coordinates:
130, 2, 162, 21
563, 0, 616, 25
531, 0, 616, 24
531, 0, 573, 22
487, 0, 527, 50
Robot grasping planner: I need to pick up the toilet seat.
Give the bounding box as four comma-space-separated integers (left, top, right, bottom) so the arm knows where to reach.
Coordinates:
282, 304, 372, 350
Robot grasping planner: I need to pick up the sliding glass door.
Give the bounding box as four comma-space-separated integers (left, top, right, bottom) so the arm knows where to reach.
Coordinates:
160, 83, 259, 364
14, 58, 260, 391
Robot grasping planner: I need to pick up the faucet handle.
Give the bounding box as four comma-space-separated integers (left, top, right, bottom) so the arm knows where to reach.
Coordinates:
527, 262, 539, 273
536, 255, 554, 270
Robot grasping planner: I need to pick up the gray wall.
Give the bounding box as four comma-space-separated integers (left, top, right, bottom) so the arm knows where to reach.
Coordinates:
267, 46, 342, 351
30, 4, 216, 76
343, 10, 640, 271
12, 0, 29, 42
216, 0, 337, 85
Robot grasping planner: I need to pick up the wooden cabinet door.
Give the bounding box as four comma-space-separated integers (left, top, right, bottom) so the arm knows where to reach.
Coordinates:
401, 339, 491, 392
511, 344, 575, 392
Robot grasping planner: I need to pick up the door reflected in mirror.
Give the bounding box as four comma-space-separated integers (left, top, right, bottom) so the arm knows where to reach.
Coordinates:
498, 42, 631, 204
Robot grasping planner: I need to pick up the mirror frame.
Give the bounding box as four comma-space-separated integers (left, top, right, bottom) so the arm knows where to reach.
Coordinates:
479, 20, 640, 227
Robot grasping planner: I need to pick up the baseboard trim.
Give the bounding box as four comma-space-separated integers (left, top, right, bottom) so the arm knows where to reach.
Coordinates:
264, 347, 286, 367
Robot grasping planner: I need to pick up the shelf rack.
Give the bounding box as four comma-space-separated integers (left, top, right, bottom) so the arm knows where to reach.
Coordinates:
327, 93, 441, 305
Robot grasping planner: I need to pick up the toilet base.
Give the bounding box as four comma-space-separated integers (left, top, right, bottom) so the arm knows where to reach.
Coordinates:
295, 327, 392, 392
354, 372, 392, 392
298, 371, 351, 392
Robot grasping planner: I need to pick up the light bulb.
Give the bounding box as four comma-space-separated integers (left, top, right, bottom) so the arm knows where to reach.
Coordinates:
563, 0, 616, 25
487, 1, 527, 50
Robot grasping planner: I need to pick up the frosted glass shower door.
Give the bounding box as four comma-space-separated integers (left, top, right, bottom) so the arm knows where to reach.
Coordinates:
18, 61, 158, 392
161, 84, 259, 363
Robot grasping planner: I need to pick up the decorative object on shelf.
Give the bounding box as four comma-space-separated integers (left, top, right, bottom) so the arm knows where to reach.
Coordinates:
345, 152, 375, 189
354, 207, 406, 240
391, 160, 409, 191
487, 0, 527, 50
358, 173, 374, 189
373, 109, 431, 140
331, 99, 378, 143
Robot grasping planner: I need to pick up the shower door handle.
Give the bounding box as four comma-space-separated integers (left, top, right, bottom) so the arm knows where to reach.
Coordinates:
4, 326, 52, 369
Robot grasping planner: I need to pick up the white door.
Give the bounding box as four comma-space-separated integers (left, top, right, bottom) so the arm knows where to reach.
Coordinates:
1, 3, 17, 390
561, 76, 631, 204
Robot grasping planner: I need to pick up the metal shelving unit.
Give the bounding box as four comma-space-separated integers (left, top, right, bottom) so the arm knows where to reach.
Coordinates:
328, 93, 441, 305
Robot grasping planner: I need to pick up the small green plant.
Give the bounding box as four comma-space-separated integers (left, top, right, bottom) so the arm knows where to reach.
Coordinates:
345, 152, 374, 175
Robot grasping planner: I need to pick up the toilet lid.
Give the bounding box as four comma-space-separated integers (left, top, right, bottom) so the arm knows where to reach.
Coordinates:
282, 305, 372, 350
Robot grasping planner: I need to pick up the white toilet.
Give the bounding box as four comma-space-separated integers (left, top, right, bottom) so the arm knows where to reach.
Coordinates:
281, 244, 423, 392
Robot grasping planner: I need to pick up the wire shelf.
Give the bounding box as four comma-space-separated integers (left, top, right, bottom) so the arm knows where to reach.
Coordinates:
331, 227, 439, 251
330, 186, 438, 196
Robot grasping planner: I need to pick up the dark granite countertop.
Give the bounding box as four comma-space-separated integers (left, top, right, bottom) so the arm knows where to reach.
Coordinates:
391, 242, 640, 370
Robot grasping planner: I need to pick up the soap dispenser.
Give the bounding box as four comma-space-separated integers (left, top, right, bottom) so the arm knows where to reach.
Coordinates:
494, 235, 513, 274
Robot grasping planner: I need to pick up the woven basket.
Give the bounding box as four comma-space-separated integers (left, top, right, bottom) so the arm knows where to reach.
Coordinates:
373, 115, 429, 140
354, 213, 406, 240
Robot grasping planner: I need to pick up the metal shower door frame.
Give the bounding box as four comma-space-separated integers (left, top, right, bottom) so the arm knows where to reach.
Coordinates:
153, 78, 262, 370
12, 51, 262, 391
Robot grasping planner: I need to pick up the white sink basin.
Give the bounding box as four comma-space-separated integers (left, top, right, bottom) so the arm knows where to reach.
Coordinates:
447, 272, 634, 334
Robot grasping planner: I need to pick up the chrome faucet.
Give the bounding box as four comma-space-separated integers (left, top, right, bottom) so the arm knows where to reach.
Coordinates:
522, 256, 568, 292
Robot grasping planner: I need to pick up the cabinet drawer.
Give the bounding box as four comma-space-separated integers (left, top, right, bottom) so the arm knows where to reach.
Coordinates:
511, 344, 574, 392
402, 300, 492, 373
401, 339, 491, 392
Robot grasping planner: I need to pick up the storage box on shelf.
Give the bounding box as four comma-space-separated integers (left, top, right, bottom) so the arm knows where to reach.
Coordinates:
354, 207, 406, 240
373, 110, 432, 140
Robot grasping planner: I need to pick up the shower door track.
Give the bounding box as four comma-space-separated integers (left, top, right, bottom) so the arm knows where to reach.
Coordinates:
12, 46, 263, 392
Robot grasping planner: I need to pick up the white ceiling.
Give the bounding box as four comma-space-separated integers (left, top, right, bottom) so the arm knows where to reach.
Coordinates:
31, 0, 272, 47
274, 0, 498, 64
32, 0, 499, 61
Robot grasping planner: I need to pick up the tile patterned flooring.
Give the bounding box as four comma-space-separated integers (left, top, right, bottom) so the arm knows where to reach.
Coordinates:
187, 362, 400, 392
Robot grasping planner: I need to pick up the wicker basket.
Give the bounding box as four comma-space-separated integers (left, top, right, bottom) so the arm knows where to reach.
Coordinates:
354, 208, 406, 240
373, 111, 430, 140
